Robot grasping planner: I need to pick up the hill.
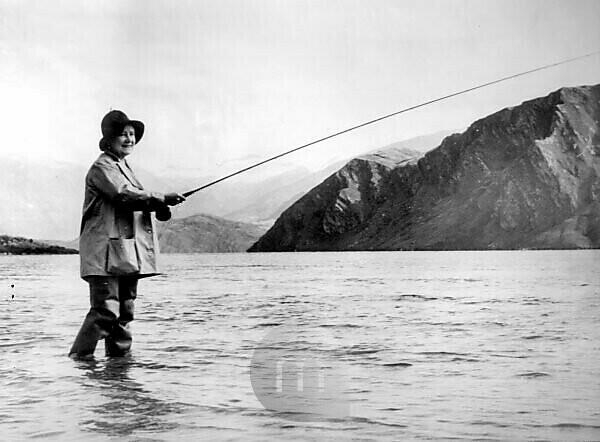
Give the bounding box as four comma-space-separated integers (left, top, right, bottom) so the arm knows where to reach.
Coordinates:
158, 214, 266, 253
0, 235, 78, 254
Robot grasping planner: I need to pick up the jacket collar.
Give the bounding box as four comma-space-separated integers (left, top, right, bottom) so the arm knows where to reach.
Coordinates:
118, 160, 144, 189
103, 149, 121, 162
102, 151, 143, 189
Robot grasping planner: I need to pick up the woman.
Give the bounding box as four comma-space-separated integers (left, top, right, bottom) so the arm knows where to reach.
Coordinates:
69, 110, 185, 359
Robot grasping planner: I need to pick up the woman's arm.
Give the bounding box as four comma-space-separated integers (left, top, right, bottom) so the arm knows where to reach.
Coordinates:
88, 161, 181, 211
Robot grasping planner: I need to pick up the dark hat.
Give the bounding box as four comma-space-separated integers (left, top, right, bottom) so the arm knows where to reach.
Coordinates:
100, 110, 145, 146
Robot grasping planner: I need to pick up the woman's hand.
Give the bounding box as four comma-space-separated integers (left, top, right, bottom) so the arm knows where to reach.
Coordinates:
164, 193, 186, 206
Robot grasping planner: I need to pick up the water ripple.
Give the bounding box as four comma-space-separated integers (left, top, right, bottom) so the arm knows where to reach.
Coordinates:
1, 251, 599, 440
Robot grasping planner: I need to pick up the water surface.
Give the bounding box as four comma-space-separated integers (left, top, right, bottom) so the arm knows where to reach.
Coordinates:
1, 251, 599, 440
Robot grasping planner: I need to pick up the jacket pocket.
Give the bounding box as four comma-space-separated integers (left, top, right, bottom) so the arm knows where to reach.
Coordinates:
106, 238, 140, 275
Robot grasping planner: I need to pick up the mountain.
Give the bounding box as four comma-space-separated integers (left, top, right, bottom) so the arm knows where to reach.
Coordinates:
157, 214, 266, 253
0, 235, 77, 254
223, 131, 453, 225
249, 84, 600, 251
365, 130, 456, 157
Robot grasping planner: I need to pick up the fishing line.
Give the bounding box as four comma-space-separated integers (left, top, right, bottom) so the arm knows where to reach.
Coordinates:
183, 50, 600, 197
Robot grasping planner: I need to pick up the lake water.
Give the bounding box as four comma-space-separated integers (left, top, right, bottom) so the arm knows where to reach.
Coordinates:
0, 251, 599, 441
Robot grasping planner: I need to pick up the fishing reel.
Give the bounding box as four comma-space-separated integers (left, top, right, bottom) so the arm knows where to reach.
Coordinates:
155, 205, 172, 222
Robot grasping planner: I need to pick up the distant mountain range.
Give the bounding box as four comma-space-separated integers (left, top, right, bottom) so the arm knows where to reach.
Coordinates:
0, 155, 327, 240
157, 214, 266, 253
249, 84, 600, 251
0, 131, 450, 247
38, 214, 265, 254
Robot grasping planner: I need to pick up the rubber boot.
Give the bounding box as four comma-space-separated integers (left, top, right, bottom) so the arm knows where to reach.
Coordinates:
105, 322, 133, 357
69, 308, 114, 358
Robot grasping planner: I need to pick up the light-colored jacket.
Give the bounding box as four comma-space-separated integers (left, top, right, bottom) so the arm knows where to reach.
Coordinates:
79, 152, 164, 279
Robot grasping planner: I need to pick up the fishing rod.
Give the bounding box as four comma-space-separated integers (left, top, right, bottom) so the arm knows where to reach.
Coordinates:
182, 50, 600, 198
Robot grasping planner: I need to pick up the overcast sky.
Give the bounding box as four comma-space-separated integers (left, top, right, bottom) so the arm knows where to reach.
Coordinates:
1, 0, 599, 182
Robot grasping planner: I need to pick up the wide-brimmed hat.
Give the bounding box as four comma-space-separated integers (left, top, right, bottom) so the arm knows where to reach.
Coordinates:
100, 110, 145, 146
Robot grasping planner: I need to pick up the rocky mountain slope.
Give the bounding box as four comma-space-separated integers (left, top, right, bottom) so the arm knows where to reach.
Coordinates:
157, 214, 266, 253
220, 131, 451, 225
249, 84, 600, 251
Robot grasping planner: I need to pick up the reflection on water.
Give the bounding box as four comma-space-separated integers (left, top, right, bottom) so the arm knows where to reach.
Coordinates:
74, 356, 187, 437
1, 251, 600, 440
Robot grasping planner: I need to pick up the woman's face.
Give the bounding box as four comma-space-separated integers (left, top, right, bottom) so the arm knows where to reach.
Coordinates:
109, 125, 136, 158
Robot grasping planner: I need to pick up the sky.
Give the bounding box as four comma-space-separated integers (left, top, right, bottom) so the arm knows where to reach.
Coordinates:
1, 0, 599, 183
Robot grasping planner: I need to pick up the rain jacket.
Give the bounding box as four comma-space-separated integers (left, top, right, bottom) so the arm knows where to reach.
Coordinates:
79, 152, 165, 279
